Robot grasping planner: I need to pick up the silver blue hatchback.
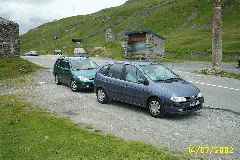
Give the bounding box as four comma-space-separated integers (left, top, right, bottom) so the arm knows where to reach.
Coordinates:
94, 62, 204, 118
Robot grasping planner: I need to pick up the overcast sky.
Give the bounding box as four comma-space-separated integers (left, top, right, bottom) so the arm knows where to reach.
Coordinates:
0, 0, 127, 34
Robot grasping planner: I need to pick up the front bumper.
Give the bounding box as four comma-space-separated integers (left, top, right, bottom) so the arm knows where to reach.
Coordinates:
76, 80, 94, 89
166, 97, 204, 114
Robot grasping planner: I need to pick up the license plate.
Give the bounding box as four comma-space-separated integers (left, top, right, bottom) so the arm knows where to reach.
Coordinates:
190, 100, 200, 107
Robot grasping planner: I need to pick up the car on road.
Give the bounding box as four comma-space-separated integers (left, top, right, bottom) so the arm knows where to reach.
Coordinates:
53, 57, 98, 91
94, 62, 204, 117
24, 51, 39, 56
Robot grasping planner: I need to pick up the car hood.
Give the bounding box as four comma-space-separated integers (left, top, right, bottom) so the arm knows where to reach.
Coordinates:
72, 69, 97, 79
151, 80, 200, 98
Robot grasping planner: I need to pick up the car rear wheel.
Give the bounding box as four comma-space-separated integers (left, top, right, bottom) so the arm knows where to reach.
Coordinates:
70, 80, 78, 92
55, 74, 61, 85
97, 88, 108, 104
148, 98, 165, 118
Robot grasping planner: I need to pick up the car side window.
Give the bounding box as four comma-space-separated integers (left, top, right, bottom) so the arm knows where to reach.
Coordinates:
99, 65, 110, 76
62, 61, 70, 69
125, 65, 146, 83
137, 69, 146, 82
55, 59, 61, 66
125, 65, 138, 83
108, 64, 123, 79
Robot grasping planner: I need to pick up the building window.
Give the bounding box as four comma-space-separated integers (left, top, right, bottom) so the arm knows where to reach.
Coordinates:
2, 43, 9, 50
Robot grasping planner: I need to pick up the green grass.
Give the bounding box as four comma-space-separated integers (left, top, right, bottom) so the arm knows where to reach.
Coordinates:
0, 96, 188, 160
200, 68, 240, 80
0, 57, 40, 81
21, 0, 240, 61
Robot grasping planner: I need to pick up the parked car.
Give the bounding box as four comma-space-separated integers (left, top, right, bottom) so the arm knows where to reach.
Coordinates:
24, 51, 39, 56
94, 62, 204, 117
54, 49, 63, 55
53, 57, 98, 91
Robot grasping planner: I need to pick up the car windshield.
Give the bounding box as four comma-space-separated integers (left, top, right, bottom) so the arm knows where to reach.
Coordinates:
140, 64, 179, 81
71, 59, 98, 70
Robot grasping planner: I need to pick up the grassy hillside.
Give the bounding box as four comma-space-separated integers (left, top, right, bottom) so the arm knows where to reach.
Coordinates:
21, 0, 240, 61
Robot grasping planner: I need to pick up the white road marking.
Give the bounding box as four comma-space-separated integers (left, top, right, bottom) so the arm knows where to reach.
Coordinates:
189, 80, 240, 91
174, 70, 240, 92
39, 82, 47, 85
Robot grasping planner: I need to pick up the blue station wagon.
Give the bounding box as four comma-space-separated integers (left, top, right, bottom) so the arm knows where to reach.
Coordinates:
94, 62, 204, 117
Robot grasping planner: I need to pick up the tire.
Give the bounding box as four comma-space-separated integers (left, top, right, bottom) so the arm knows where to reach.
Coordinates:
97, 88, 109, 104
70, 80, 78, 92
55, 74, 61, 85
148, 98, 165, 118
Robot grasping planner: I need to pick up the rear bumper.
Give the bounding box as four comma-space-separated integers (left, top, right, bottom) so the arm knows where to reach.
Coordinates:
165, 97, 204, 114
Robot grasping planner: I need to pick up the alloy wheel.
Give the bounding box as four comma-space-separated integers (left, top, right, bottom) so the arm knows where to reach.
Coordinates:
97, 88, 109, 104
71, 80, 78, 91
149, 100, 161, 117
97, 89, 105, 102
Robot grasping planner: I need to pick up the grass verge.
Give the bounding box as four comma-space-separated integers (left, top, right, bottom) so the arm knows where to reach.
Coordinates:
0, 96, 188, 160
200, 68, 240, 80
0, 57, 40, 81
0, 57, 40, 87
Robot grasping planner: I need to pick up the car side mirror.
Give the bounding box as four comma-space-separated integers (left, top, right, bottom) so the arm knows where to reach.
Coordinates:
138, 79, 149, 85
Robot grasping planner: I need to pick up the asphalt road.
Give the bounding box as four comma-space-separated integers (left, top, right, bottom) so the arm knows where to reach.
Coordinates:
20, 55, 240, 160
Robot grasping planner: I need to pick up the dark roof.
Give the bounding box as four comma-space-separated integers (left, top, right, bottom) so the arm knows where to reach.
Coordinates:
0, 17, 18, 26
125, 30, 166, 40
72, 38, 83, 43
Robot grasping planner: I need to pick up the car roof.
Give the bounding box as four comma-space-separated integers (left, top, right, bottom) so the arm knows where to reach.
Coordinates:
105, 61, 162, 67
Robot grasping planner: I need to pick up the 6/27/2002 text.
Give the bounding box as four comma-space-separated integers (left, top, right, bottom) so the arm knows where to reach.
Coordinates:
187, 145, 235, 155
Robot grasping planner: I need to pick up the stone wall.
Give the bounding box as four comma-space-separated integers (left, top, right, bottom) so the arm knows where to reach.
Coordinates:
0, 18, 20, 57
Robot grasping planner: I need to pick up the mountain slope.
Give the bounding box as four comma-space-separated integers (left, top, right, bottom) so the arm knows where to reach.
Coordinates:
21, 0, 240, 61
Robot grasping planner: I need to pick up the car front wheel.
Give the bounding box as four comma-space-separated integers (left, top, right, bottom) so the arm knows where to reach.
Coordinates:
97, 88, 108, 104
148, 98, 165, 118
70, 80, 78, 92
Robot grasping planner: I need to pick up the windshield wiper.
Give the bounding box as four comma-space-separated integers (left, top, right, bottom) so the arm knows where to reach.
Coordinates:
86, 68, 96, 70
164, 77, 182, 81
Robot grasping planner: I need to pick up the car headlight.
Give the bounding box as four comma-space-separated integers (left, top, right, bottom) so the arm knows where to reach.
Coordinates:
170, 97, 187, 103
197, 92, 203, 98
77, 76, 89, 82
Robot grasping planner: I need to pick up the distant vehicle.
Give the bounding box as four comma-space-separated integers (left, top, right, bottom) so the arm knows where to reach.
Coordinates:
94, 62, 204, 117
74, 48, 89, 58
53, 57, 98, 91
54, 49, 63, 55
24, 51, 39, 56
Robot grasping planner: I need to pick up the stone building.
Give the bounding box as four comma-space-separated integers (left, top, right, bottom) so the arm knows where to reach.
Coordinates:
123, 30, 165, 57
105, 28, 115, 42
0, 17, 20, 57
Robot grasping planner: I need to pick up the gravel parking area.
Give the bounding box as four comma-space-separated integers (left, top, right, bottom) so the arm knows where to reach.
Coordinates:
17, 69, 240, 160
